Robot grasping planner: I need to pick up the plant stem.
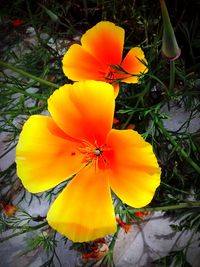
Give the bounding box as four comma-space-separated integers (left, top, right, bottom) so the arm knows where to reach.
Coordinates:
129, 201, 200, 213
0, 61, 59, 89
161, 182, 195, 195
169, 60, 175, 91
109, 226, 120, 251
156, 119, 200, 174
121, 112, 134, 129
0, 83, 46, 100
0, 222, 48, 243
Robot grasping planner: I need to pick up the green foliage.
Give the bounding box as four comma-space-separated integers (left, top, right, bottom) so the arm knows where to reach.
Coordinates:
154, 250, 193, 267
0, 0, 200, 266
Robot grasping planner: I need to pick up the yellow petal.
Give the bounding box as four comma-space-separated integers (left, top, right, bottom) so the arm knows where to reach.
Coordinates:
106, 129, 161, 208
16, 115, 84, 193
47, 163, 116, 242
81, 21, 124, 66
48, 81, 115, 145
121, 47, 148, 83
62, 44, 103, 81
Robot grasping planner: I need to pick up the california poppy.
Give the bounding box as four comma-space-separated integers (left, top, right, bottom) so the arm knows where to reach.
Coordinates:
62, 21, 148, 96
16, 80, 160, 242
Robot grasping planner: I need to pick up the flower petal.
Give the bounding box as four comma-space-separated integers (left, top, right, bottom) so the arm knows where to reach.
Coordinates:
106, 129, 161, 208
48, 81, 115, 145
47, 163, 116, 242
62, 44, 103, 81
81, 21, 124, 66
121, 47, 148, 83
16, 115, 84, 193
113, 84, 119, 98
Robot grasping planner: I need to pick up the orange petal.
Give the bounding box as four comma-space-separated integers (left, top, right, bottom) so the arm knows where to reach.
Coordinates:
47, 163, 117, 242
121, 47, 148, 83
81, 21, 124, 66
48, 81, 115, 145
106, 129, 160, 208
62, 44, 103, 81
113, 83, 119, 98
16, 115, 84, 193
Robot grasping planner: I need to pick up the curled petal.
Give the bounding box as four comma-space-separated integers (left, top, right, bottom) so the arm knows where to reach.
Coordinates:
47, 163, 116, 242
106, 129, 161, 208
121, 47, 148, 83
16, 115, 84, 193
81, 21, 124, 66
113, 84, 119, 98
48, 81, 115, 145
62, 44, 103, 81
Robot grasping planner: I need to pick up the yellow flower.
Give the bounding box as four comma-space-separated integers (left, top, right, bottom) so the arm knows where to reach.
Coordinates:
62, 21, 148, 97
16, 80, 160, 242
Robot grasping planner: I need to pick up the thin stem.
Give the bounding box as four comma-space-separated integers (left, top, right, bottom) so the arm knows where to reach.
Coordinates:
109, 226, 120, 251
0, 222, 48, 243
169, 60, 175, 91
121, 112, 134, 129
0, 143, 17, 159
157, 119, 200, 174
161, 182, 195, 195
0, 61, 59, 89
0, 83, 46, 100
128, 201, 200, 213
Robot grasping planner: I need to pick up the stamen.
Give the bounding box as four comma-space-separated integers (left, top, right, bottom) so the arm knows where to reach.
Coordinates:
78, 141, 111, 168
99, 66, 116, 83
94, 148, 102, 156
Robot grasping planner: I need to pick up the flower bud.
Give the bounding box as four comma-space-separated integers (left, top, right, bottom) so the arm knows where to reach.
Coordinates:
160, 0, 181, 61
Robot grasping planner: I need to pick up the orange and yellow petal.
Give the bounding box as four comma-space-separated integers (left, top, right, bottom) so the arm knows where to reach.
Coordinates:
113, 84, 119, 98
121, 47, 148, 83
47, 163, 116, 242
106, 129, 161, 208
48, 80, 115, 145
81, 21, 124, 66
16, 115, 84, 193
62, 44, 103, 81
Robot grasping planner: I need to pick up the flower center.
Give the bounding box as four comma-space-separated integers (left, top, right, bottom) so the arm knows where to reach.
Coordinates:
99, 66, 116, 84
93, 148, 102, 156
78, 141, 111, 169
105, 68, 115, 83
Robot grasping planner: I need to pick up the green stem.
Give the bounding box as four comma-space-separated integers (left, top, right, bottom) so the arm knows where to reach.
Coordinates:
109, 226, 120, 251
129, 201, 200, 213
0, 61, 59, 89
0, 222, 48, 243
121, 83, 150, 129
0, 143, 17, 159
161, 182, 195, 195
169, 60, 175, 91
0, 83, 46, 100
157, 120, 200, 174
121, 112, 134, 129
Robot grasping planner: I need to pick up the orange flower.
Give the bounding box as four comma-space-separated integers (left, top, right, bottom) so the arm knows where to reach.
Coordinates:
3, 203, 17, 216
16, 80, 160, 242
11, 19, 24, 28
62, 21, 148, 97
